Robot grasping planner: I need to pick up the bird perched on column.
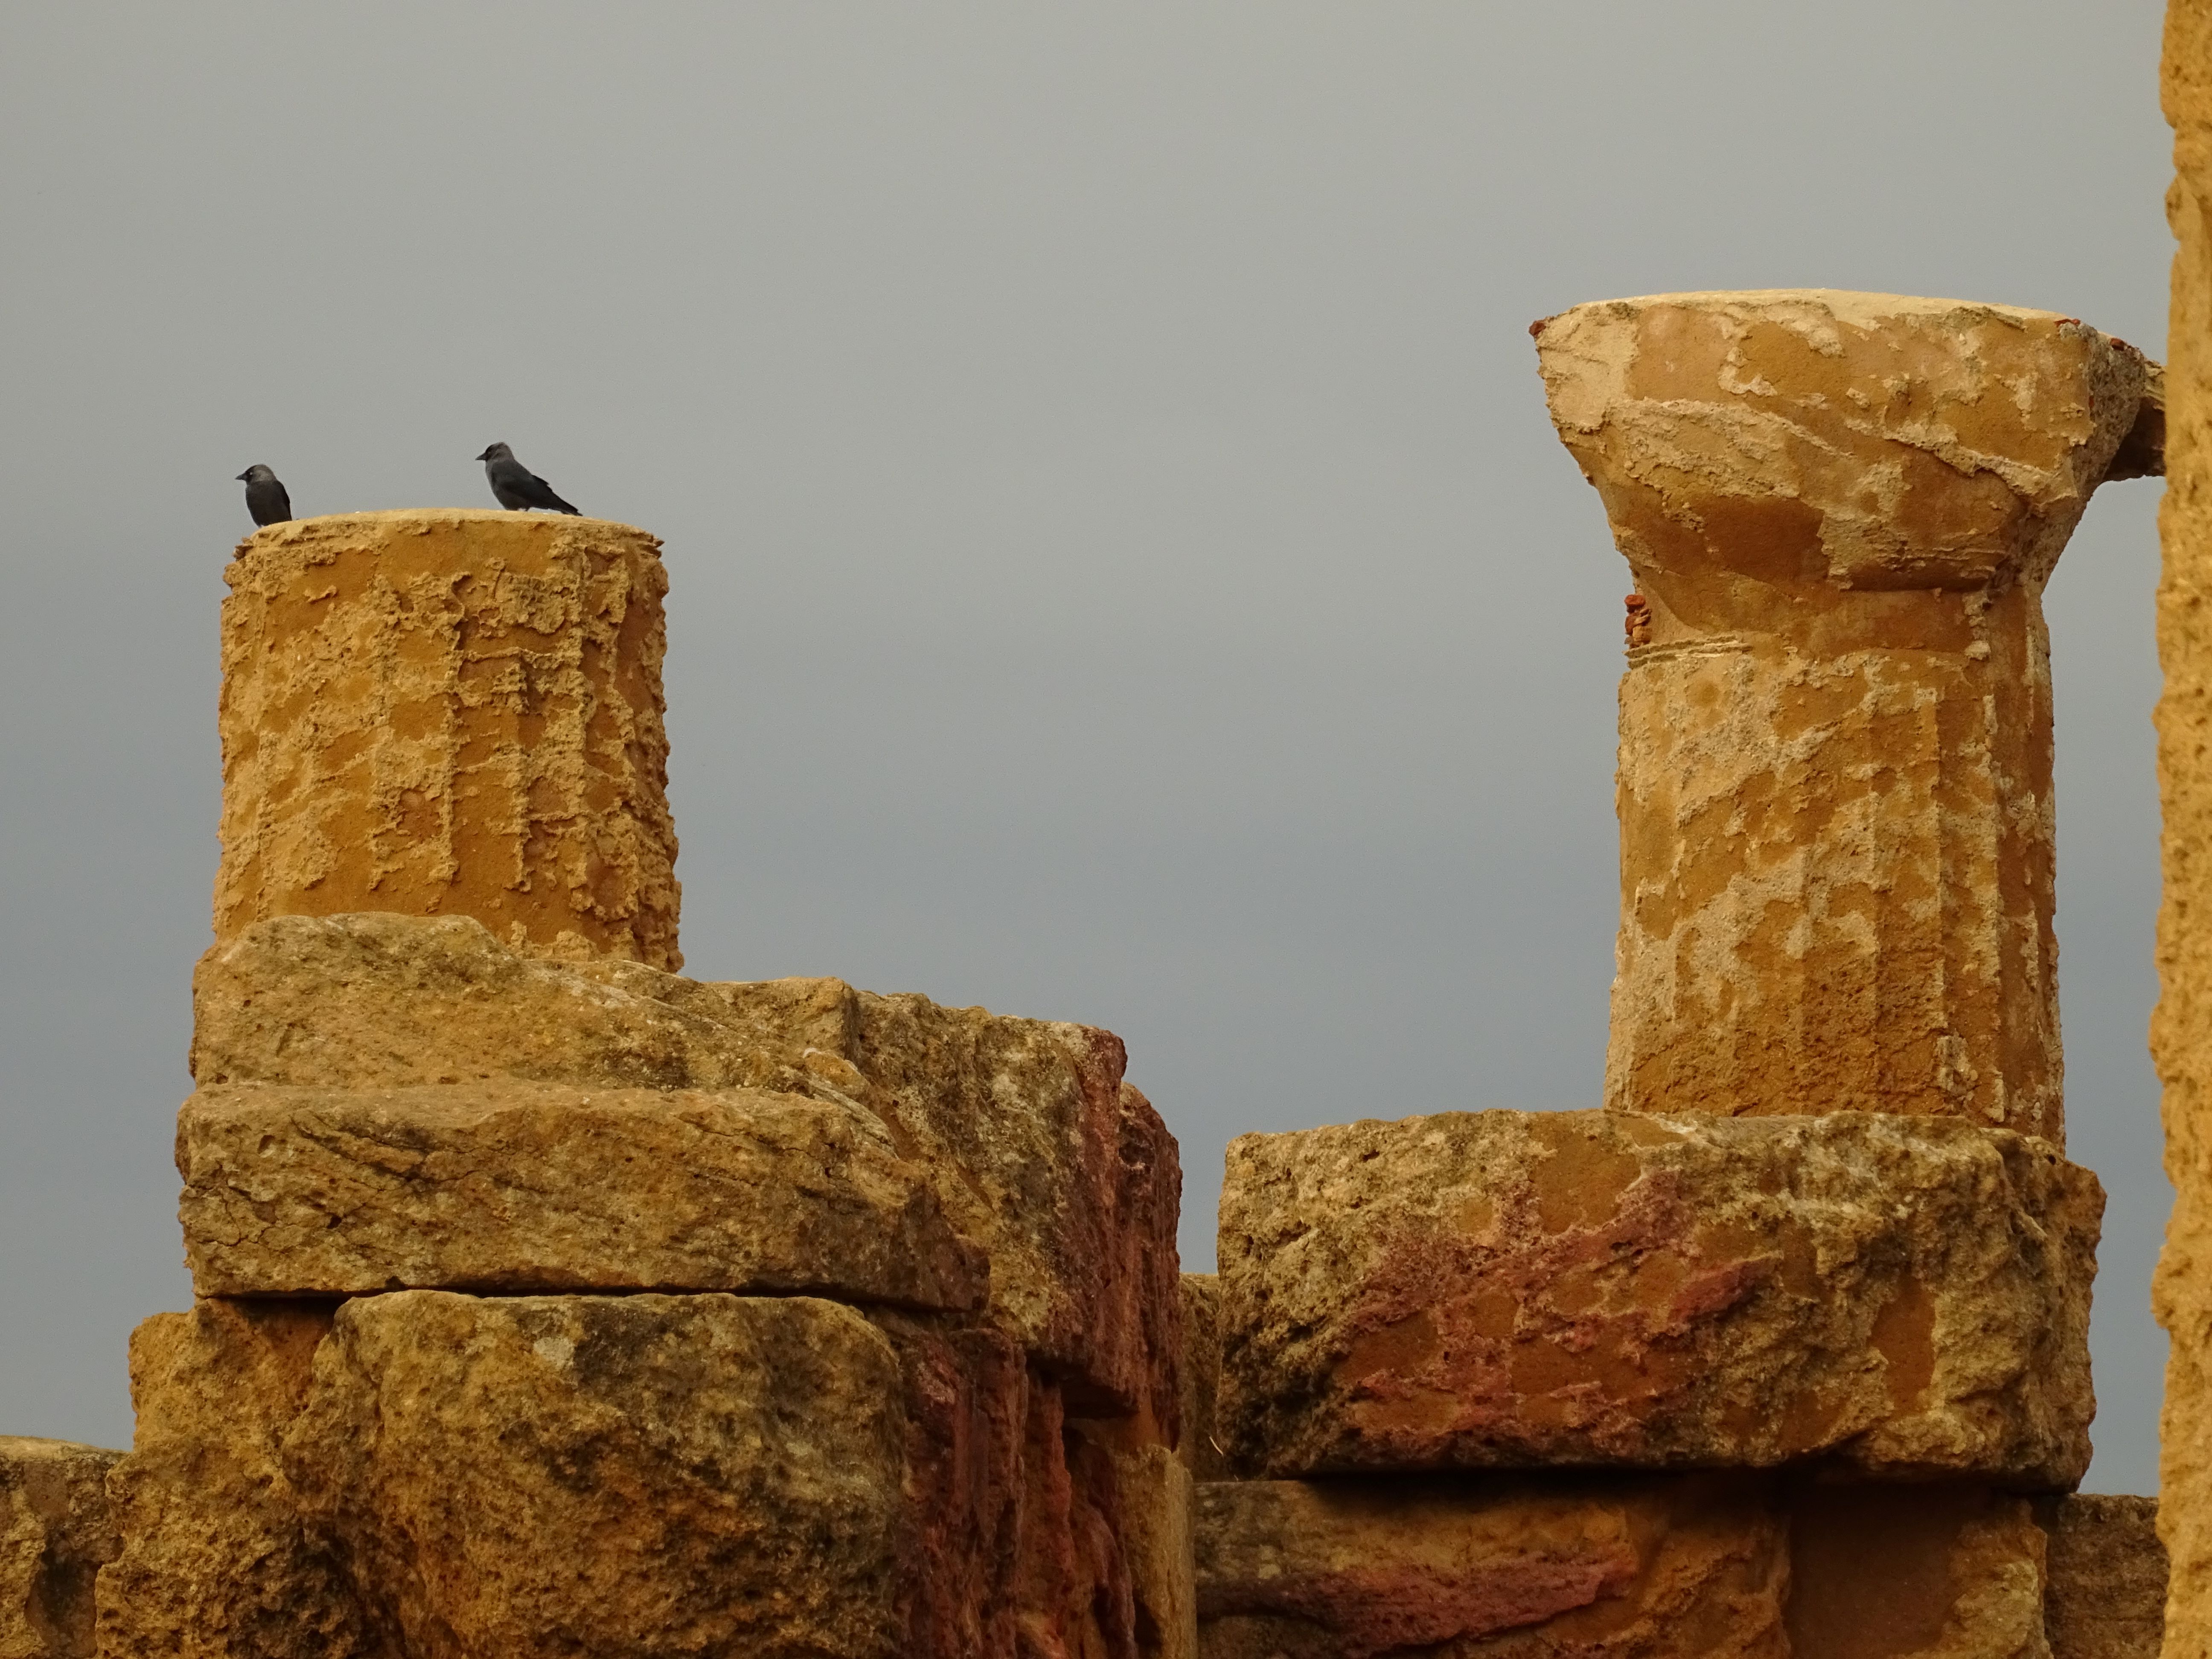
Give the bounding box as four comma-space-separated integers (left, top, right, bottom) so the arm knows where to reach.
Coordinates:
477, 443, 581, 515
236, 465, 292, 527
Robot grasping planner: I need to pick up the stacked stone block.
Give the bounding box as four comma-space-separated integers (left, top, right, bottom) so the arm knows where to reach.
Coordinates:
68, 514, 1193, 1658
1187, 292, 2170, 1656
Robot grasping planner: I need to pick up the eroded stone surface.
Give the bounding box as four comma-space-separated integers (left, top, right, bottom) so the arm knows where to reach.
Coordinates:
1787, 1484, 2049, 1659
216, 511, 680, 969
1218, 1110, 2097, 1484
1, 1438, 122, 1659
1538, 291, 2158, 1141
2038, 1494, 2164, 1659
191, 912, 1179, 1413
1194, 1474, 1789, 1659
282, 1291, 911, 1658
862, 1309, 1029, 1658
2158, 11, 2212, 1647
177, 1080, 986, 1309
94, 1299, 381, 1659
1179, 1274, 1227, 1481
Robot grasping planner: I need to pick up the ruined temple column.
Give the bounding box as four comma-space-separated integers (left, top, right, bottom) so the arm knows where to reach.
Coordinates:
1537, 292, 2158, 1143
214, 509, 681, 970
2158, 4, 2212, 1646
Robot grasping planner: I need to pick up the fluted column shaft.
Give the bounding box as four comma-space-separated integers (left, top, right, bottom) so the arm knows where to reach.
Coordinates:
215, 509, 681, 970
1539, 291, 2155, 1145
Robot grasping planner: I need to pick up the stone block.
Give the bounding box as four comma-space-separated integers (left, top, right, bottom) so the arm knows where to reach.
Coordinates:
175, 1080, 986, 1309
1, 1438, 121, 1659
191, 912, 1180, 1414
862, 1308, 1030, 1658
282, 1291, 913, 1658
1179, 1273, 1227, 1481
216, 511, 680, 969
189, 912, 775, 1096
95, 1299, 381, 1659
1786, 1484, 2049, 1659
2038, 1494, 2165, 1659
1218, 1109, 2097, 1484
1194, 1473, 1790, 1658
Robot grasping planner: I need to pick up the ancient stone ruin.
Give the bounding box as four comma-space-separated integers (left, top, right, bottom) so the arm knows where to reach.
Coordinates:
5, 179, 2210, 1659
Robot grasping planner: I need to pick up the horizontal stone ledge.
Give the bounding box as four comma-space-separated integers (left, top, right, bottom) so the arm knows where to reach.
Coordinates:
190, 912, 1182, 1421
1197, 1475, 2075, 1659
96, 1292, 1175, 1659
177, 1080, 989, 1310
1218, 1109, 2099, 1486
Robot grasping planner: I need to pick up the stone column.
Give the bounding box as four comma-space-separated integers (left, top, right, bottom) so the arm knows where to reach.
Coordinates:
214, 509, 681, 970
1537, 291, 2157, 1144
2158, 4, 2212, 1650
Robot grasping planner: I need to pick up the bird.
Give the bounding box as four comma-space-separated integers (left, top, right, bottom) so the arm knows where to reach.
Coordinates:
236, 464, 292, 527
477, 443, 581, 515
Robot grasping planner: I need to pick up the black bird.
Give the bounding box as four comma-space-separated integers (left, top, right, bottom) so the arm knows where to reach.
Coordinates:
236, 464, 292, 527
477, 443, 581, 515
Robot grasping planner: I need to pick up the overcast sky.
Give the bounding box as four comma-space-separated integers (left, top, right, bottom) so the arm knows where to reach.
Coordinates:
0, 2, 2177, 1493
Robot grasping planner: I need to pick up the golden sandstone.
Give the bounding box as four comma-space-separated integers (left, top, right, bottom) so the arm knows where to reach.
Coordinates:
1537, 291, 2156, 1138
1217, 1110, 2098, 1485
2163, 7, 2212, 1650
214, 511, 681, 970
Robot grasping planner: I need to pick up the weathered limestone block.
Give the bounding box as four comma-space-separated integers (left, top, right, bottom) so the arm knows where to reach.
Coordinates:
861, 1310, 1030, 1658
190, 911, 1181, 1416
1179, 1274, 1228, 1481
1059, 1421, 1199, 1659
1787, 1484, 2049, 1659
1538, 291, 2160, 1141
176, 1080, 986, 1309
282, 1291, 911, 1658
1194, 1473, 1790, 1658
1218, 1110, 2098, 1484
2037, 1494, 2165, 1659
2159, 6, 2212, 1647
94, 1299, 381, 1659
1112, 1443, 1199, 1659
1, 1438, 121, 1659
189, 913, 771, 1094
216, 511, 680, 969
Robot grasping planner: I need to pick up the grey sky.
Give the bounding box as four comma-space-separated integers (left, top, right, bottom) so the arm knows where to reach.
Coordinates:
0, 2, 2175, 1491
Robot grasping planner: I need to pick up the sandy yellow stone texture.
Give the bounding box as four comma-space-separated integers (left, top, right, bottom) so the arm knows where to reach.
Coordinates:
2160, 8, 2212, 1653
214, 510, 680, 969
1538, 292, 2160, 1141
2037, 1494, 2165, 1659
175, 1080, 987, 1309
1217, 1110, 2098, 1484
1194, 1473, 1789, 1659
280, 1291, 910, 1659
94, 1299, 382, 1659
1787, 1484, 2050, 1659
0, 1438, 120, 1659
190, 911, 1181, 1418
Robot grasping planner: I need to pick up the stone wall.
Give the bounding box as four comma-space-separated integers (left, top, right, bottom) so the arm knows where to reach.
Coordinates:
94, 914, 1189, 1659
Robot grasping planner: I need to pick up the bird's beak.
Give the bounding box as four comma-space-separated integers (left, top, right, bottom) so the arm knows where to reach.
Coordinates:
235, 471, 250, 482
474, 448, 492, 461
